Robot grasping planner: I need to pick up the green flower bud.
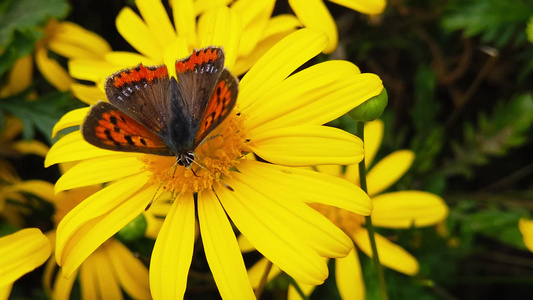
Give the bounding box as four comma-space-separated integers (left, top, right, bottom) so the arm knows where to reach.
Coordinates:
117, 213, 147, 241
348, 88, 388, 122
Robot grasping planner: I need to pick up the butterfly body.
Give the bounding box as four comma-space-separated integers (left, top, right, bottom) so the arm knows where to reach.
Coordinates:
82, 47, 238, 168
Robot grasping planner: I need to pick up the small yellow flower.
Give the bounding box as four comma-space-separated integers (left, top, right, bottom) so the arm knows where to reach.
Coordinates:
246, 120, 449, 299
47, 10, 383, 298
0, 228, 51, 299
289, 0, 387, 53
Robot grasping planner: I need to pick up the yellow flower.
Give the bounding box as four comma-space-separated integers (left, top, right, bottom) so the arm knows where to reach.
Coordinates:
46, 7, 384, 298
9, 177, 159, 300
289, 0, 387, 53
519, 218, 533, 252
0, 228, 51, 299
65, 0, 301, 107
246, 119, 449, 299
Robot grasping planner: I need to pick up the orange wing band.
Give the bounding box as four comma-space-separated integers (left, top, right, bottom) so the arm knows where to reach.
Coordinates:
175, 48, 219, 73
113, 65, 168, 88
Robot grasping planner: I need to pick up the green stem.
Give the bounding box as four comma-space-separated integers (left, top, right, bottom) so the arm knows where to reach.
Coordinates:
356, 121, 389, 300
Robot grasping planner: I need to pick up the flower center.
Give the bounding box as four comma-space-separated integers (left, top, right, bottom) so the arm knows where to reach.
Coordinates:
140, 112, 249, 194
309, 203, 365, 234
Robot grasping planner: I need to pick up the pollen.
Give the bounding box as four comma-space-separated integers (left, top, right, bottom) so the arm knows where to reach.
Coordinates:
139, 112, 249, 194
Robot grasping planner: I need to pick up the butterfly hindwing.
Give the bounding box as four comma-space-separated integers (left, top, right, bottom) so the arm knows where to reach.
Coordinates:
82, 101, 174, 156
194, 68, 239, 147
105, 64, 172, 138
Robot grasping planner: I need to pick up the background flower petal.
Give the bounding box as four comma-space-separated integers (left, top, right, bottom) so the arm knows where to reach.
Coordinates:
238, 28, 328, 110
247, 257, 282, 289
363, 119, 384, 168
329, 0, 387, 15
519, 219, 533, 252
170, 0, 196, 47
87, 249, 123, 299
52, 107, 90, 138
231, 0, 275, 57
198, 190, 255, 299
48, 21, 111, 59
9, 180, 56, 203
366, 150, 415, 196
237, 160, 372, 216
250, 125, 364, 166
36, 46, 74, 91
215, 176, 329, 285
0, 229, 51, 286
71, 84, 106, 105
352, 229, 419, 275
371, 191, 449, 228
289, 0, 338, 53
336, 248, 365, 300
150, 193, 195, 300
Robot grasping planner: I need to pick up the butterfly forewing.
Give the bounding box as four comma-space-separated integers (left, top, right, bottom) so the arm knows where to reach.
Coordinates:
82, 101, 174, 156
194, 68, 238, 147
105, 64, 172, 138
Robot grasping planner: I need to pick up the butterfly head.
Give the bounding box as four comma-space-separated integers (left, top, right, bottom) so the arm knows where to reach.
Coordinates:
177, 152, 195, 168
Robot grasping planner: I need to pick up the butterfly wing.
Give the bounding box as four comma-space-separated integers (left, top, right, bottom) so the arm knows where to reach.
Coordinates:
82, 101, 174, 156
193, 68, 239, 147
105, 64, 172, 138
168, 47, 226, 152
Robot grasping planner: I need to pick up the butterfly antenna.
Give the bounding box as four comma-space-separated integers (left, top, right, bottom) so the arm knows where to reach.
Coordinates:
191, 154, 234, 191
145, 160, 179, 211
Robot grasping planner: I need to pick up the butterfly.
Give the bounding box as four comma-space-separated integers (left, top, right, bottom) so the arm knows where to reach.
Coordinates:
81, 47, 238, 168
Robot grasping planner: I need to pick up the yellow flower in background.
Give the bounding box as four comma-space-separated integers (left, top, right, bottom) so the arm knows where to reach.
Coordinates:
8, 175, 166, 300
65, 0, 301, 107
519, 218, 533, 252
246, 119, 449, 299
0, 228, 51, 299
289, 0, 386, 53
47, 7, 383, 297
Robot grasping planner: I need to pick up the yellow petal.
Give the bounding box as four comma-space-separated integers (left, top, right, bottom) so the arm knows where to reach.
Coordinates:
150, 193, 195, 300
371, 191, 449, 228
1, 55, 32, 96
289, 0, 338, 53
52, 107, 90, 138
69, 59, 119, 83
36, 45, 74, 91
232, 14, 301, 76
250, 125, 364, 166
519, 219, 533, 252
247, 257, 282, 289
11, 140, 49, 157
71, 84, 106, 105
45, 131, 121, 167
52, 267, 77, 300
198, 190, 255, 299
238, 28, 328, 110
47, 21, 111, 59
55, 154, 144, 193
0, 283, 12, 299
86, 248, 123, 299
104, 51, 159, 68
329, 0, 387, 15
163, 36, 190, 80
198, 6, 241, 70
80, 259, 98, 299
363, 119, 384, 167
366, 150, 414, 196
194, 0, 232, 15
215, 175, 329, 285
315, 165, 343, 177
9, 180, 56, 203
0, 229, 51, 286
106, 239, 151, 299
353, 229, 419, 275
136, 0, 176, 49
116, 7, 163, 61
237, 160, 372, 216
56, 173, 152, 277
287, 281, 315, 300
231, 0, 275, 57
170, 0, 196, 47
237, 234, 254, 253
243, 63, 380, 135
336, 248, 365, 300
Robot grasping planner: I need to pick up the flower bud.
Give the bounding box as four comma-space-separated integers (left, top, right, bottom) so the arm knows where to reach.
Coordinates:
348, 88, 388, 122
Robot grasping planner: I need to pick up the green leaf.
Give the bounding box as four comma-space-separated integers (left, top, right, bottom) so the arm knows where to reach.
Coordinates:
0, 90, 77, 143
0, 0, 70, 47
0, 29, 40, 77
